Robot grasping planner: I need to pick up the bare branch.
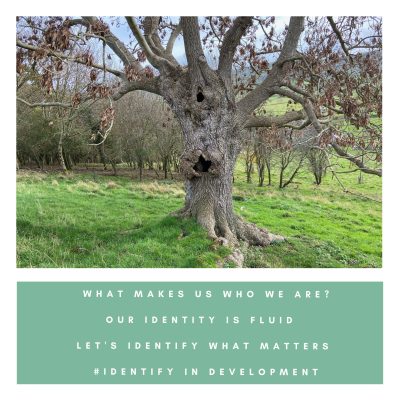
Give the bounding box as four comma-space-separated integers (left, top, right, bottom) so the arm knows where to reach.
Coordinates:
17, 97, 72, 108
143, 17, 166, 56
166, 21, 182, 55
327, 17, 352, 61
114, 77, 162, 98
348, 35, 382, 50
330, 142, 382, 177
281, 82, 315, 100
218, 17, 252, 81
244, 110, 305, 128
283, 119, 311, 130
237, 17, 304, 120
271, 86, 305, 104
125, 17, 163, 69
181, 17, 214, 84
268, 86, 382, 177
276, 17, 305, 61
208, 17, 223, 44
141, 17, 181, 66
68, 16, 138, 66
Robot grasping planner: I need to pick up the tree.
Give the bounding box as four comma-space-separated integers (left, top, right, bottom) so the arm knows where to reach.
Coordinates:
152, 100, 182, 180
17, 68, 95, 170
243, 129, 256, 184
16, 16, 382, 248
17, 41, 106, 171
262, 126, 308, 189
254, 129, 274, 187
307, 148, 328, 185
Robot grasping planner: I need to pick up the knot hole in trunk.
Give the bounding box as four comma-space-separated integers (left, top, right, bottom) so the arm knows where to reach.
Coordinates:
196, 87, 205, 102
193, 155, 212, 173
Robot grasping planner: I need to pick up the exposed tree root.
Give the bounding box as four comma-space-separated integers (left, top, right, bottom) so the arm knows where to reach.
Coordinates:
234, 216, 285, 246
217, 247, 245, 268
171, 208, 285, 268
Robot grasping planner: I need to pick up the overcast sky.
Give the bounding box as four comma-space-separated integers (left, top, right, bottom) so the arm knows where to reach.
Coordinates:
105, 17, 290, 69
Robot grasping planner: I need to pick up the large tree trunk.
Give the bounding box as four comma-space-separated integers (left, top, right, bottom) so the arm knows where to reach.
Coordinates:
159, 58, 284, 252
175, 112, 283, 247
181, 155, 237, 243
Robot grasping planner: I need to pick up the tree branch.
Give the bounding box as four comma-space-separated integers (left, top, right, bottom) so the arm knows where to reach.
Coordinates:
244, 110, 305, 128
125, 17, 164, 69
16, 39, 125, 78
143, 17, 166, 56
282, 90, 383, 178
237, 17, 304, 121
79, 17, 138, 67
327, 17, 352, 61
115, 77, 161, 98
281, 82, 315, 100
142, 17, 181, 66
181, 17, 214, 85
330, 142, 382, 176
17, 97, 72, 108
17, 76, 161, 117
271, 86, 305, 104
218, 17, 252, 81
166, 21, 182, 55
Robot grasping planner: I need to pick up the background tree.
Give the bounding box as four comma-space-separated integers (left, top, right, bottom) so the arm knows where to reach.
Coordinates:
242, 129, 256, 184
254, 128, 275, 187
307, 148, 329, 185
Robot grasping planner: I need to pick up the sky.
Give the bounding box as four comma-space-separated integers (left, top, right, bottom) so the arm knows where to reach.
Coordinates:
105, 16, 290, 70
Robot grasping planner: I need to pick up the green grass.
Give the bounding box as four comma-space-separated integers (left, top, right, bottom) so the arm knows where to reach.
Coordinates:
16, 162, 381, 268
16, 172, 230, 268
262, 95, 300, 114
233, 158, 381, 268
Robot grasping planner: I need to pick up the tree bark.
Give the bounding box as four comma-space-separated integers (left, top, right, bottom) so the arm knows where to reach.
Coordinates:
57, 132, 67, 172
163, 158, 169, 179
98, 143, 108, 170
174, 112, 283, 247
16, 16, 310, 252
266, 157, 272, 186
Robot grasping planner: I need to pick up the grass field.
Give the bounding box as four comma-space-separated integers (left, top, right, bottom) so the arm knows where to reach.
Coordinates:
16, 159, 382, 268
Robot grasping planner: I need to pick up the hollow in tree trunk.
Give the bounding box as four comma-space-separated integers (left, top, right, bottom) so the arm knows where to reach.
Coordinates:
137, 16, 308, 252
174, 112, 283, 247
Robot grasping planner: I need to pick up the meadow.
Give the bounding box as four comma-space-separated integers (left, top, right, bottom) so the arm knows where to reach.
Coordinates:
16, 159, 382, 268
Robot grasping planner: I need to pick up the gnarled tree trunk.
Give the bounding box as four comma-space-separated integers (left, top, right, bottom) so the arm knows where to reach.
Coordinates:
172, 104, 282, 247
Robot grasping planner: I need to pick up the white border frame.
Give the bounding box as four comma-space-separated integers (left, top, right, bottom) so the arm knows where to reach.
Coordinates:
2, 2, 398, 399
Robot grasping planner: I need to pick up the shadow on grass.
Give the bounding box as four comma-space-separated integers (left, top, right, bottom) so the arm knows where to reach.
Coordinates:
17, 215, 229, 268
